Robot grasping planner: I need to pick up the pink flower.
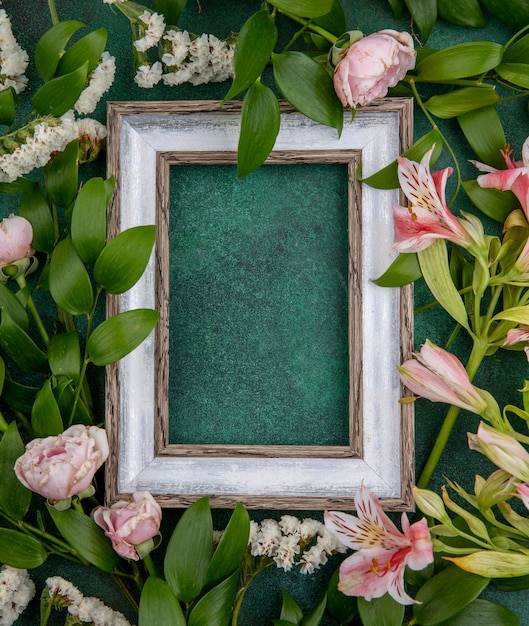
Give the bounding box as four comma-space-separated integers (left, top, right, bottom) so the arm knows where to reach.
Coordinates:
92, 492, 162, 561
393, 148, 476, 253
503, 326, 529, 347
516, 483, 529, 510
333, 29, 416, 108
476, 138, 529, 217
14, 425, 109, 501
324, 485, 433, 605
398, 340, 489, 415
0, 214, 34, 266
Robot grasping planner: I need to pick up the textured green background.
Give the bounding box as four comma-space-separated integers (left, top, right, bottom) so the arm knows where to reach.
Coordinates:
4, 0, 529, 623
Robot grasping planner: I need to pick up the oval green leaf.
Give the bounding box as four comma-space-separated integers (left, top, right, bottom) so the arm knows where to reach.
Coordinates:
0, 308, 48, 373
302, 591, 327, 626
47, 505, 120, 572
496, 63, 529, 89
0, 282, 28, 329
279, 589, 303, 623
48, 331, 82, 383
457, 106, 506, 169
49, 238, 94, 316
403, 0, 437, 42
0, 177, 35, 194
164, 495, 213, 603
437, 598, 520, 626
413, 565, 490, 625
224, 10, 278, 101
313, 0, 346, 37
44, 139, 79, 209
86, 308, 159, 366
326, 568, 358, 623
0, 421, 31, 520
480, 0, 529, 32
55, 381, 92, 426
71, 177, 108, 264
154, 0, 188, 25
438, 0, 485, 27
188, 569, 239, 626
56, 28, 107, 77
0, 528, 48, 568
0, 87, 16, 126
272, 51, 343, 133
139, 576, 186, 626
417, 42, 503, 80
35, 20, 85, 81
425, 87, 500, 119
237, 81, 280, 178
19, 182, 55, 253
32, 62, 88, 117
463, 180, 518, 223
93, 225, 157, 294
31, 379, 64, 437
504, 33, 529, 63
373, 253, 421, 287
267, 0, 334, 18
2, 380, 38, 414
357, 594, 404, 626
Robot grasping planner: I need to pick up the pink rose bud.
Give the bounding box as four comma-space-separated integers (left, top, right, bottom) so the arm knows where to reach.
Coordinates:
14, 425, 109, 501
92, 492, 162, 561
0, 214, 35, 266
333, 29, 416, 108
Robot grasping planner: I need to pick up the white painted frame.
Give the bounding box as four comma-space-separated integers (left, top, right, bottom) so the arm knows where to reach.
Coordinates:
106, 99, 414, 510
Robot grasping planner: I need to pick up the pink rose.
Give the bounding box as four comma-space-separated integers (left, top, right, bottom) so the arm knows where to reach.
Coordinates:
334, 29, 416, 108
92, 492, 162, 561
14, 425, 109, 501
0, 214, 35, 266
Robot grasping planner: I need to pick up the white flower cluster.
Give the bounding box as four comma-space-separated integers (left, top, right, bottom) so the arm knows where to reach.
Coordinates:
0, 566, 35, 626
134, 62, 163, 89
0, 8, 29, 94
75, 51, 116, 115
247, 515, 346, 574
161, 30, 234, 87
46, 577, 132, 626
134, 11, 165, 53
0, 111, 77, 183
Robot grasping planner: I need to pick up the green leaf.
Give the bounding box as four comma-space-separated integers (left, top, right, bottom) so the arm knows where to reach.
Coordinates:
388, 0, 405, 18
205, 502, 250, 588
413, 565, 490, 625
49, 238, 94, 316
44, 139, 79, 209
463, 180, 518, 222
403, 0, 436, 41
267, 0, 334, 18
71, 177, 108, 264
32, 63, 89, 117
326, 568, 358, 623
0, 421, 31, 520
48, 331, 82, 383
494, 573, 529, 591
416, 42, 503, 80
164, 496, 213, 603
32, 379, 64, 437
188, 570, 239, 626
19, 183, 55, 253
496, 63, 529, 89
301, 591, 327, 626
358, 594, 404, 626
223, 10, 278, 101
0, 528, 48, 568
237, 82, 280, 178
493, 305, 529, 325
56, 28, 107, 77
504, 33, 529, 63
418, 239, 470, 330
0, 177, 35, 194
0, 87, 16, 125
35, 20, 85, 81
457, 107, 506, 169
438, 0, 485, 27
480, 0, 529, 32
0, 308, 48, 373
0, 282, 28, 329
425, 87, 500, 119
361, 128, 443, 189
2, 380, 38, 413
55, 381, 92, 426
47, 505, 120, 572
373, 253, 421, 287
280, 590, 304, 623
437, 598, 520, 626
87, 308, 159, 366
154, 0, 188, 25
93, 225, 157, 294
139, 576, 186, 626
272, 51, 343, 134
313, 1, 346, 37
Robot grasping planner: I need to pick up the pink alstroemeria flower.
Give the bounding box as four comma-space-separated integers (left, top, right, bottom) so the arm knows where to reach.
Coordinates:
476, 138, 529, 216
516, 482, 529, 510
393, 147, 474, 253
398, 340, 489, 415
324, 485, 433, 605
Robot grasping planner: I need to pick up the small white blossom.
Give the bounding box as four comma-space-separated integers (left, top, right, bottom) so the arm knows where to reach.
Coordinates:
0, 566, 35, 626
317, 526, 347, 554
134, 11, 165, 53
134, 62, 163, 89
298, 518, 324, 540
75, 51, 116, 114
162, 29, 191, 67
298, 544, 329, 575
279, 515, 301, 535
0, 8, 29, 94
273, 534, 301, 571
46, 576, 84, 606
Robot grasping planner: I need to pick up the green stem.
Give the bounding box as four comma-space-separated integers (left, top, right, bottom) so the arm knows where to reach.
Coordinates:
279, 11, 338, 44
416, 339, 489, 489
232, 559, 273, 626
112, 574, 140, 612
16, 275, 50, 347
142, 553, 157, 577
14, 410, 33, 437
47, 0, 59, 25
0, 411, 9, 432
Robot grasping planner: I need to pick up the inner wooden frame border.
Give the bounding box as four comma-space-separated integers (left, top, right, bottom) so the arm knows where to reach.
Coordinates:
105, 99, 414, 510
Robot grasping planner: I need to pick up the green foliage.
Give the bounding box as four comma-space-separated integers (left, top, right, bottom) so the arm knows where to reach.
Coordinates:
0, 421, 31, 520
358, 594, 405, 626
139, 577, 186, 626
71, 177, 108, 264
0, 528, 48, 568
0, 308, 48, 373
49, 238, 94, 316
267, 0, 334, 18
31, 378, 64, 437
0, 87, 16, 126
34, 20, 85, 81
326, 568, 358, 623
373, 253, 422, 287
403, 0, 437, 42
19, 183, 56, 253
32, 63, 89, 117
154, 0, 188, 26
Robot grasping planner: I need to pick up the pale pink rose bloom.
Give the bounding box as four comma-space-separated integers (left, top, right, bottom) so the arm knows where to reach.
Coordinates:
516, 482, 529, 510
468, 422, 529, 483
393, 147, 475, 253
325, 485, 433, 605
14, 425, 109, 501
334, 29, 416, 108
92, 492, 162, 560
398, 340, 488, 414
0, 214, 34, 266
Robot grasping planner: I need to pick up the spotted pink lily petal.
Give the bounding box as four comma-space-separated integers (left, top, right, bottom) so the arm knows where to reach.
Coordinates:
324, 485, 433, 605
393, 147, 473, 253
503, 326, 529, 347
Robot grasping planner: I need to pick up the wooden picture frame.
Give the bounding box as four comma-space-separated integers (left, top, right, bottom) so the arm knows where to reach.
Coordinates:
105, 99, 414, 510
